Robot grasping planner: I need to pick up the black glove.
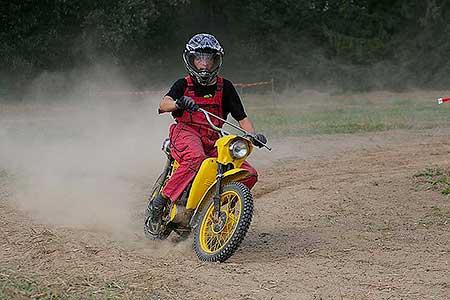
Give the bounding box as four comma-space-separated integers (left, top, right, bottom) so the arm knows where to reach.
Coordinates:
175, 96, 198, 112
251, 133, 267, 148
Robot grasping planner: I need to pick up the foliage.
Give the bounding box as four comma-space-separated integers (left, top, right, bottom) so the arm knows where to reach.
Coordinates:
2, 0, 450, 95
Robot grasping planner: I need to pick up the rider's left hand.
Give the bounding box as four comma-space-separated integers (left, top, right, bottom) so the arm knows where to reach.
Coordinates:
251, 133, 267, 148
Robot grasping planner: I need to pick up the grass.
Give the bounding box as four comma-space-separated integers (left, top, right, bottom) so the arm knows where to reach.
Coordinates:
0, 272, 59, 300
0, 270, 132, 300
414, 167, 450, 195
3, 89, 449, 137
244, 90, 450, 136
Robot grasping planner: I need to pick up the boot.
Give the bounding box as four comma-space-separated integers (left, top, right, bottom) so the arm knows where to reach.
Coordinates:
147, 194, 169, 234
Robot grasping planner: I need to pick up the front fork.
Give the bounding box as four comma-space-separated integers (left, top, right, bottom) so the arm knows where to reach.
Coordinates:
213, 163, 224, 220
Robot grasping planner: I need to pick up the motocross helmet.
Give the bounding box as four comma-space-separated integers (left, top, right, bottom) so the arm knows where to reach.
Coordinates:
183, 33, 224, 86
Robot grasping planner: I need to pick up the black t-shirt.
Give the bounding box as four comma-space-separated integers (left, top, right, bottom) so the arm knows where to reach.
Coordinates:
165, 77, 247, 121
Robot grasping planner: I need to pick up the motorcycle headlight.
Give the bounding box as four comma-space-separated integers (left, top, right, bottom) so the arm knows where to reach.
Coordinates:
229, 140, 248, 159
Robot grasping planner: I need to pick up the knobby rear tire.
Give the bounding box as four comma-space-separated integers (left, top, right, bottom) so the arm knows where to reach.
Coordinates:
144, 170, 171, 240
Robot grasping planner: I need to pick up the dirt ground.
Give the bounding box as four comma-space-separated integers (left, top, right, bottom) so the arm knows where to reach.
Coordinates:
1, 126, 450, 300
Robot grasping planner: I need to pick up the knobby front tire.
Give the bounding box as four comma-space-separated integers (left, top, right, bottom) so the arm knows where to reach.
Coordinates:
193, 182, 253, 262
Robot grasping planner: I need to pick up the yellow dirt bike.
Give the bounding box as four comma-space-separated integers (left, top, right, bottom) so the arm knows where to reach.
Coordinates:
144, 108, 270, 262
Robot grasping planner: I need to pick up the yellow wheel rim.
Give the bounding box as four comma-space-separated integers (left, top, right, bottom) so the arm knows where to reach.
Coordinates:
199, 191, 242, 254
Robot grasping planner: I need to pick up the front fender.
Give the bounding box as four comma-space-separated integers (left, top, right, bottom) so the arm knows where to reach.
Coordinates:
188, 168, 250, 227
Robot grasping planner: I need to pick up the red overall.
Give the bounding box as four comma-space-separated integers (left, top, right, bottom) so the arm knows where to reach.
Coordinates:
161, 76, 258, 202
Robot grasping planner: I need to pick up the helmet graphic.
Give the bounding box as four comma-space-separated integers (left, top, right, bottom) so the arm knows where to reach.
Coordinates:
182, 33, 224, 86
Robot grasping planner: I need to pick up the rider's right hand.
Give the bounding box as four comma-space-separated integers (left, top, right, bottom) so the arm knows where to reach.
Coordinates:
175, 96, 198, 112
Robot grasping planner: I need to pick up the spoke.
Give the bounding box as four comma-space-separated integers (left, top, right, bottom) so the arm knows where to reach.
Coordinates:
203, 221, 211, 233
229, 197, 240, 215
228, 212, 236, 222
227, 214, 238, 230
202, 223, 212, 238
208, 234, 215, 251
202, 211, 216, 251
212, 235, 221, 251
207, 232, 217, 250
222, 193, 233, 210
228, 206, 235, 215
219, 232, 228, 247
206, 212, 214, 224
220, 225, 230, 236
226, 218, 235, 232
219, 218, 234, 242
201, 193, 243, 253
222, 221, 233, 237
225, 215, 235, 232
224, 213, 238, 235
207, 237, 214, 251
217, 234, 226, 247
205, 228, 213, 240
227, 195, 236, 210
217, 234, 225, 249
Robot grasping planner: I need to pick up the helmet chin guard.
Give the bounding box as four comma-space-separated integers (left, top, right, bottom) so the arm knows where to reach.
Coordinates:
183, 33, 224, 86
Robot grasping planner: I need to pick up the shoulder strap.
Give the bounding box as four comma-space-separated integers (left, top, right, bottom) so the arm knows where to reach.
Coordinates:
216, 76, 223, 91
184, 75, 195, 97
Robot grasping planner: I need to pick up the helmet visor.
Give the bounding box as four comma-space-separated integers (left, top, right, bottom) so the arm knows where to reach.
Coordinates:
185, 51, 222, 73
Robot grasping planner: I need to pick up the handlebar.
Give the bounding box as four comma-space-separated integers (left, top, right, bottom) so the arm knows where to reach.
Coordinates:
198, 108, 272, 151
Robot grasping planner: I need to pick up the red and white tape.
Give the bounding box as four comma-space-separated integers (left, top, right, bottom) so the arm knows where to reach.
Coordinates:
437, 97, 450, 104
234, 81, 272, 88
98, 80, 273, 96
97, 90, 164, 96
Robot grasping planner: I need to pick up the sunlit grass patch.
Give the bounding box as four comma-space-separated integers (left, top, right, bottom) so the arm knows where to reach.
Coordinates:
414, 167, 450, 195
244, 90, 450, 136
0, 272, 59, 300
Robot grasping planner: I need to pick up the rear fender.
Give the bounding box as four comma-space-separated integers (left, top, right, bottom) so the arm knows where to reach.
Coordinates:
188, 168, 250, 227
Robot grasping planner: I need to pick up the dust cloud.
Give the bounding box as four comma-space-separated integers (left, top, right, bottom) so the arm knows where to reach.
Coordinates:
0, 66, 172, 237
